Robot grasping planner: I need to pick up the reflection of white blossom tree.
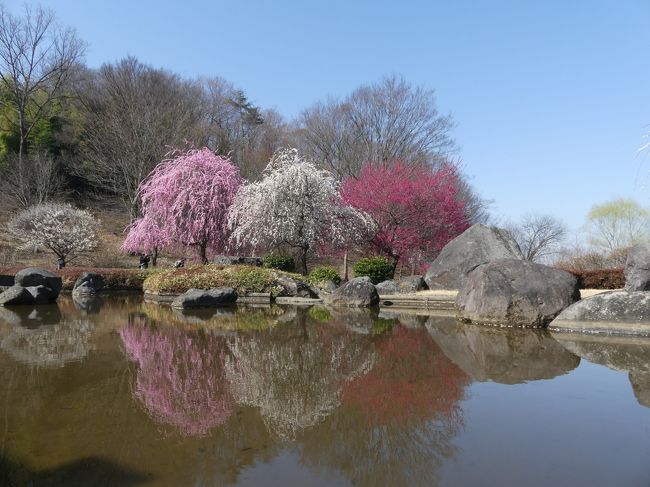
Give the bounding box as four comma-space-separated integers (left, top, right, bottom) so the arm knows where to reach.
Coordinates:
225, 320, 375, 440
120, 320, 234, 437
0, 317, 95, 367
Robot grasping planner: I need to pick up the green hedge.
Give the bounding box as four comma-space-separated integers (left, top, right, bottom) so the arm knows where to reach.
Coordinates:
353, 257, 394, 284
262, 254, 296, 272
307, 266, 341, 286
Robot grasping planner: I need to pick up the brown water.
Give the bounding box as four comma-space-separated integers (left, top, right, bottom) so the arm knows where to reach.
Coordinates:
0, 295, 649, 487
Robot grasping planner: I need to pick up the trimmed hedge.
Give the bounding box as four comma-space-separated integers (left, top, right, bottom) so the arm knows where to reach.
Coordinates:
353, 256, 394, 284
262, 254, 296, 272
307, 266, 341, 286
559, 267, 624, 289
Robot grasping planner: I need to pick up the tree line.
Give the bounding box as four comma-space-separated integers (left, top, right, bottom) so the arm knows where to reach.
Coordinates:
0, 4, 488, 226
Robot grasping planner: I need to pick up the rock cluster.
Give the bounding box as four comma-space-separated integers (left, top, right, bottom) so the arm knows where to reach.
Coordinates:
0, 268, 62, 306
375, 275, 427, 295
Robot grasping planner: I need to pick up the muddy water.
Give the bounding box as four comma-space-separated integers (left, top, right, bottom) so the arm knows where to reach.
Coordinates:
0, 296, 649, 486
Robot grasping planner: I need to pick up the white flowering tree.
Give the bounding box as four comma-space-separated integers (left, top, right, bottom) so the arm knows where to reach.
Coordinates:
8, 203, 99, 263
228, 148, 371, 274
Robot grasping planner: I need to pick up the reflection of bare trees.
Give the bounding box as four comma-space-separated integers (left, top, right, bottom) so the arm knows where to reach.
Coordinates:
119, 319, 234, 437
225, 317, 376, 440
299, 326, 470, 487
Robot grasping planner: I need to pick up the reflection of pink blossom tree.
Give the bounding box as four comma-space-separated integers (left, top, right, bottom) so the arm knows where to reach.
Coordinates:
119, 320, 234, 437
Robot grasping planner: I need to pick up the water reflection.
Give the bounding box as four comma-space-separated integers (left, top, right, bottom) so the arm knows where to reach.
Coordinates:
72, 294, 105, 314
427, 316, 580, 383
552, 333, 650, 408
120, 317, 234, 437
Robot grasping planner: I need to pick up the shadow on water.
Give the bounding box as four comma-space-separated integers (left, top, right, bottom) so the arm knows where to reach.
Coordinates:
552, 332, 650, 408
0, 454, 150, 487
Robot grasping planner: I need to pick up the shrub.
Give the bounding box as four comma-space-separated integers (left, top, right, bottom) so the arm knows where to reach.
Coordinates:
143, 264, 303, 297
353, 257, 394, 284
558, 267, 624, 289
307, 266, 341, 286
262, 254, 296, 272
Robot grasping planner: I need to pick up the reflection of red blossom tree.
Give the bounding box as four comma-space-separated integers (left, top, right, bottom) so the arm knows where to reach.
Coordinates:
119, 320, 234, 437
342, 326, 470, 426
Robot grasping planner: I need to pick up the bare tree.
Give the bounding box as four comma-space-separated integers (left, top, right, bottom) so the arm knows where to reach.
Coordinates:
1, 150, 64, 207
78, 57, 204, 220
0, 4, 84, 168
507, 213, 567, 262
297, 76, 456, 180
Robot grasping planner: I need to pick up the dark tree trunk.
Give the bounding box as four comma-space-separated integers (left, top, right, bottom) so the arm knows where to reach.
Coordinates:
199, 242, 208, 265
151, 247, 158, 267
300, 247, 309, 275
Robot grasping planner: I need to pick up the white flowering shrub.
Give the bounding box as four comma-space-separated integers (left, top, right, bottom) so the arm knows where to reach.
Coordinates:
8, 203, 99, 261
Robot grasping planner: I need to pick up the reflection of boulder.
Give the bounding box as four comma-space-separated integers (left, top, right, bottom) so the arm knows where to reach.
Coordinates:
427, 316, 580, 384
72, 294, 105, 314
120, 321, 234, 437
327, 307, 384, 334
0, 304, 63, 328
551, 333, 650, 409
0, 318, 94, 367
172, 307, 237, 324
225, 323, 375, 439
379, 310, 427, 329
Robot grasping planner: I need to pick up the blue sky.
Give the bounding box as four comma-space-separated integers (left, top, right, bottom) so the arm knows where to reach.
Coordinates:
7, 0, 650, 233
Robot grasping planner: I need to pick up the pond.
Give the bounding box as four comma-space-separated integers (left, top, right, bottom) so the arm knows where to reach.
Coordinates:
1, 295, 649, 486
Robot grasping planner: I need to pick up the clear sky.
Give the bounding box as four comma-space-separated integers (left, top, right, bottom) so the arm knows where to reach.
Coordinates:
5, 0, 650, 233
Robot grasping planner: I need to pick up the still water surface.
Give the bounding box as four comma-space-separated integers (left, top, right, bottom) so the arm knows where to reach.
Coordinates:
1, 296, 649, 486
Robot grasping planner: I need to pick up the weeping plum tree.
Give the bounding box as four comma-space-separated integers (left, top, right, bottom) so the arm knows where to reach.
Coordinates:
131, 148, 242, 264
340, 162, 470, 273
121, 215, 167, 266
228, 148, 370, 274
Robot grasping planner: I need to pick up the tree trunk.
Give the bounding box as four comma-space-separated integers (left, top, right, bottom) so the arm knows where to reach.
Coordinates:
300, 247, 309, 275
199, 242, 208, 265
151, 247, 158, 267
343, 251, 349, 281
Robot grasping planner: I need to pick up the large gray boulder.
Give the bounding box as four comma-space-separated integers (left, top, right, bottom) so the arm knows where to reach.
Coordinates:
376, 275, 428, 295
427, 315, 580, 384
171, 288, 238, 309
0, 286, 35, 306
549, 291, 650, 335
214, 255, 262, 267
425, 224, 523, 290
625, 243, 650, 291
26, 285, 59, 304
72, 272, 105, 296
274, 275, 318, 298
14, 267, 62, 295
323, 277, 380, 308
456, 259, 580, 327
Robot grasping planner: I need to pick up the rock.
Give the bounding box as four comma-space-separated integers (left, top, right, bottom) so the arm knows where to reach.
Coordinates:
314, 280, 339, 294
25, 285, 59, 304
323, 277, 380, 308
72, 272, 105, 296
375, 280, 400, 295
72, 295, 105, 314
14, 267, 62, 295
549, 291, 650, 335
214, 255, 262, 267
427, 315, 580, 384
171, 288, 238, 309
0, 275, 14, 287
0, 286, 34, 306
425, 224, 523, 290
398, 275, 427, 293
456, 259, 580, 327
376, 276, 428, 295
274, 275, 318, 298
625, 243, 650, 291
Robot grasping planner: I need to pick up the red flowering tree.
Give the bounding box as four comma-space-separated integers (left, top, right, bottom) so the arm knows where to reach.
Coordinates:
128, 148, 242, 264
121, 215, 167, 266
340, 162, 470, 272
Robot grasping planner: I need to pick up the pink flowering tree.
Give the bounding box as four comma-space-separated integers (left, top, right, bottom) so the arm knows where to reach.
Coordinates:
119, 319, 234, 437
121, 215, 168, 266
340, 162, 470, 273
133, 148, 242, 264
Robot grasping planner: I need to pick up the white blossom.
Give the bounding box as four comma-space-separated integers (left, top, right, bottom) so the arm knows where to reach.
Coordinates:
228, 148, 371, 272
8, 202, 99, 261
